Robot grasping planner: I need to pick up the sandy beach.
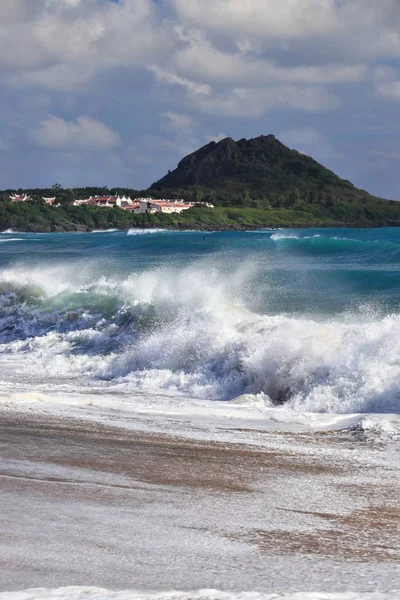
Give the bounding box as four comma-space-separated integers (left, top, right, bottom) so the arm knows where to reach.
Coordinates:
0, 409, 398, 594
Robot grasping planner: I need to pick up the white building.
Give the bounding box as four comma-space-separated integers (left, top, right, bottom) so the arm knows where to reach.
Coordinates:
71, 196, 211, 213
136, 199, 195, 214
115, 196, 133, 207
10, 193, 31, 202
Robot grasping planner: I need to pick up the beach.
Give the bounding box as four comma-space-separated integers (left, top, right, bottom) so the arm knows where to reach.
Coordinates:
0, 228, 399, 598
0, 409, 399, 594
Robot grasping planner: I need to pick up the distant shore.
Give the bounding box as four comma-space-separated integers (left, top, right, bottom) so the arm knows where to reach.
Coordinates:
3, 221, 399, 233
2, 195, 400, 233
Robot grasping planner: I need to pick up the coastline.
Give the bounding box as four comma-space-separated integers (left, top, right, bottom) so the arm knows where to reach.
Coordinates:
3, 221, 400, 233
0, 409, 399, 593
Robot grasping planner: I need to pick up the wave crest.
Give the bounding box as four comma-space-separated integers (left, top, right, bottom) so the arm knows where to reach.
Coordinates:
0, 261, 399, 415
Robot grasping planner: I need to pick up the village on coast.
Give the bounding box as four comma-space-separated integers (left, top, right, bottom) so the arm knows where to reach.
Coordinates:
9, 193, 214, 214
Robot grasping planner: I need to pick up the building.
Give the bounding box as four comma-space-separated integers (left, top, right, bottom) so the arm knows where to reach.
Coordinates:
10, 194, 31, 202
115, 195, 133, 207
73, 195, 134, 208
71, 195, 212, 213
42, 197, 56, 205
121, 203, 140, 213
135, 199, 195, 214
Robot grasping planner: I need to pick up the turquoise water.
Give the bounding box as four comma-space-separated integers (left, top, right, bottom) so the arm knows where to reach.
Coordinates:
0, 227, 400, 415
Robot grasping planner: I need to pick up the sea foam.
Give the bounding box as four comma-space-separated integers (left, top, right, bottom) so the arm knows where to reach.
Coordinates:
0, 260, 399, 417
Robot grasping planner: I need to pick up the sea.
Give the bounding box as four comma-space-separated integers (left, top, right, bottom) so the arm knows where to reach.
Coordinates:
0, 227, 399, 599
1, 226, 399, 432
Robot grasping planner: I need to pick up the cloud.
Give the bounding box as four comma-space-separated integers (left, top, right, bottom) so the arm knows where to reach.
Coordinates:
278, 128, 340, 161
169, 0, 341, 41
169, 0, 400, 61
0, 0, 37, 23
0, 0, 170, 83
149, 65, 211, 96
376, 80, 400, 101
31, 115, 121, 150
8, 64, 95, 91
162, 112, 195, 131
174, 44, 368, 86
2, 0, 400, 194
193, 86, 340, 118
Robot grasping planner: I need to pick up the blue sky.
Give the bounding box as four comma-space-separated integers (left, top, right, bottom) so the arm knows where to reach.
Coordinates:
1, 0, 400, 198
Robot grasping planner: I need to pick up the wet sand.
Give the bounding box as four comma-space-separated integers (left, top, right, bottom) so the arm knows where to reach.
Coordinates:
0, 410, 399, 593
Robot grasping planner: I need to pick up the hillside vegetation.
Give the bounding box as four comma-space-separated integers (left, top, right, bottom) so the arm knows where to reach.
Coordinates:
1, 135, 400, 231
151, 135, 381, 205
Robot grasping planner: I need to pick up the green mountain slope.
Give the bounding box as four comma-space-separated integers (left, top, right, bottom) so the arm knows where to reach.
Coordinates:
148, 134, 400, 227
1, 135, 400, 231
151, 134, 369, 203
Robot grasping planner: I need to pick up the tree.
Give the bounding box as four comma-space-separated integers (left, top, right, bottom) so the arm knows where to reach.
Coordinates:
287, 188, 300, 206
58, 189, 75, 205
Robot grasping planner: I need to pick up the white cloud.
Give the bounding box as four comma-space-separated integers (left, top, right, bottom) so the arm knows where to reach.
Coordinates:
0, 0, 38, 23
0, 0, 170, 85
1, 0, 397, 118
278, 128, 340, 161
193, 86, 340, 118
31, 115, 121, 150
174, 44, 367, 86
376, 79, 400, 101
175, 44, 368, 87
149, 65, 211, 96
169, 0, 340, 41
8, 65, 95, 91
61, 0, 82, 6
162, 112, 195, 131
169, 0, 400, 61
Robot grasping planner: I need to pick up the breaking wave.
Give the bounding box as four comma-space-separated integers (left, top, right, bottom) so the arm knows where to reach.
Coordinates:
270, 231, 400, 255
271, 232, 321, 241
127, 228, 169, 235
0, 261, 399, 415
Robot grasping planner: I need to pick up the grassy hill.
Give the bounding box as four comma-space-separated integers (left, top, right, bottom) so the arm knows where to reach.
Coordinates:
1, 134, 400, 231
151, 135, 375, 204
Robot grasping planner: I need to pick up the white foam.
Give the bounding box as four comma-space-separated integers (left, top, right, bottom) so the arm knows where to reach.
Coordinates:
91, 229, 119, 233
0, 260, 399, 433
271, 233, 321, 241
1, 588, 398, 600
127, 228, 168, 235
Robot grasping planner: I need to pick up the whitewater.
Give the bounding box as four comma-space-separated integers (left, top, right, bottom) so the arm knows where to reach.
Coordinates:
0, 227, 399, 435
0, 228, 399, 596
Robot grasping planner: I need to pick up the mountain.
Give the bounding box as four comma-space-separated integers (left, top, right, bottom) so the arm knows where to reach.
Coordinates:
1, 135, 399, 232
151, 134, 362, 201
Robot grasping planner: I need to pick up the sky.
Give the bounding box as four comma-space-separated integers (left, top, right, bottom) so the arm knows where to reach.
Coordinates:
2, 0, 400, 198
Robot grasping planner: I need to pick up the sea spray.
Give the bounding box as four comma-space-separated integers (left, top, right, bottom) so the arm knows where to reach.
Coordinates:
1, 259, 399, 415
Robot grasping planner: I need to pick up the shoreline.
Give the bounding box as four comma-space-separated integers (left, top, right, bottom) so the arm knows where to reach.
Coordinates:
2, 222, 400, 233
1, 409, 399, 593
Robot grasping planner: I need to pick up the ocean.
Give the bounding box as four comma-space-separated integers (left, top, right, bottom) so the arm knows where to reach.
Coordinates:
1, 227, 400, 429
0, 227, 399, 598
